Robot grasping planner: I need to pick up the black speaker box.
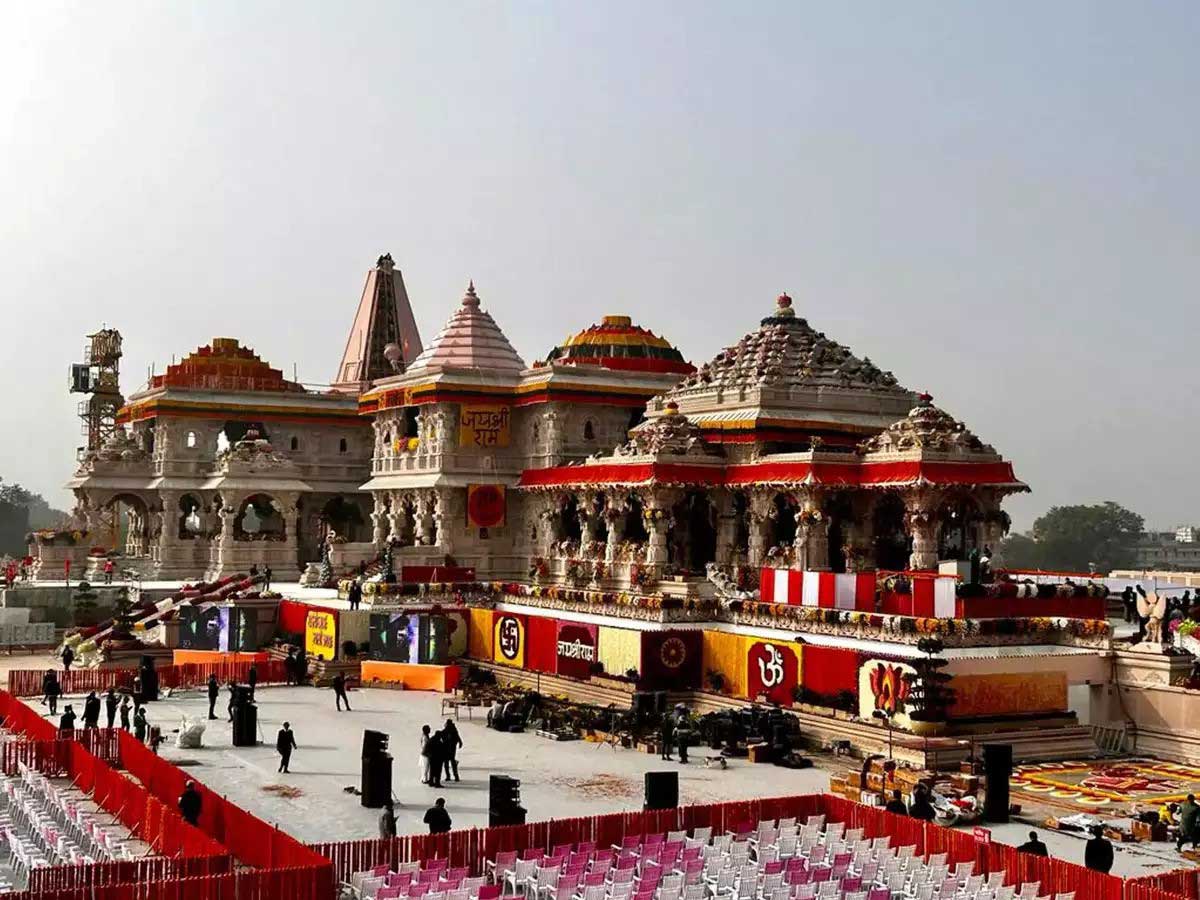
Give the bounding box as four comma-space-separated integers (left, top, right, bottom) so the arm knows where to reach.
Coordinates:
362, 729, 390, 757
361, 753, 393, 808
644, 771, 678, 810
982, 743, 1013, 823
231, 702, 257, 747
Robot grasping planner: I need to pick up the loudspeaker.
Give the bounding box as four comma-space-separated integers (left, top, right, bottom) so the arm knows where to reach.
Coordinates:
231, 702, 257, 747
644, 771, 679, 810
361, 753, 393, 808
362, 729, 389, 757
489, 775, 525, 827
982, 743, 1013, 823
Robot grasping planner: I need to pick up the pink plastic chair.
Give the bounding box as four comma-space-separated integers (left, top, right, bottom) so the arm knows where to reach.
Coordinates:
523, 849, 546, 862
389, 872, 415, 888
477, 886, 502, 900
764, 861, 784, 876
644, 834, 664, 849
811, 867, 830, 884
378, 889, 402, 900
840, 876, 861, 892
426, 860, 449, 873
582, 872, 606, 887
867, 889, 890, 900
576, 842, 596, 855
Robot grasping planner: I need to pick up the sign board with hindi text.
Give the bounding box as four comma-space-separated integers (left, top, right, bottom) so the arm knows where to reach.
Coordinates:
305, 610, 338, 660
973, 826, 991, 845
459, 405, 511, 448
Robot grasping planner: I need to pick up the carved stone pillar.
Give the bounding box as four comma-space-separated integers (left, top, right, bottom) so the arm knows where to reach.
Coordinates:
578, 492, 601, 555
643, 490, 680, 569
217, 505, 237, 572
603, 496, 628, 564
370, 493, 388, 546
904, 490, 940, 570
747, 492, 774, 569
788, 492, 826, 571
387, 491, 407, 545
843, 495, 877, 573
414, 493, 435, 546
714, 491, 738, 567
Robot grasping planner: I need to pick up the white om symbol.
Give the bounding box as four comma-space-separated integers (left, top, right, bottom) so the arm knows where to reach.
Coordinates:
757, 645, 784, 688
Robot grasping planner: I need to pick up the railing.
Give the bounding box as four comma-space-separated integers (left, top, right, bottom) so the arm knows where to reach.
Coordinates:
7, 660, 290, 698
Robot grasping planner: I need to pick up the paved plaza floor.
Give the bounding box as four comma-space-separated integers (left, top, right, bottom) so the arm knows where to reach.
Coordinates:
9, 663, 1193, 876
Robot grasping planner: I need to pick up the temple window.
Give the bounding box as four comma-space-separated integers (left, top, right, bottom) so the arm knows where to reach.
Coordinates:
403, 408, 419, 439
290, 436, 300, 452
583, 420, 595, 441
185, 431, 197, 449
339, 438, 348, 454
627, 408, 645, 433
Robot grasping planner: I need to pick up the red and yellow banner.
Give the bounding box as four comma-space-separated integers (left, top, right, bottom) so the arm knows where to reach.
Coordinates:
492, 612, 526, 668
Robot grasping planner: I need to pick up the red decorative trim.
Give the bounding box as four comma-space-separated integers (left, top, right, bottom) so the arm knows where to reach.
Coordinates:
518, 459, 1024, 489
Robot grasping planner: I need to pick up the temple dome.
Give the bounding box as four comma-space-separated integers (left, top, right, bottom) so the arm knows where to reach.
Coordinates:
858, 392, 997, 456
672, 292, 909, 397
544, 315, 694, 375
405, 282, 526, 376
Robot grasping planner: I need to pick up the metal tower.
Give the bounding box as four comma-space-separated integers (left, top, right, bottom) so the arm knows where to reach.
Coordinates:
70, 328, 124, 457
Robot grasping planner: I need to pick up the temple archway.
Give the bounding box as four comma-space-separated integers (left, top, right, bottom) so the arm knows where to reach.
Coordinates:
873, 493, 910, 571
770, 493, 798, 548
320, 495, 369, 543
235, 494, 284, 541
177, 494, 204, 539
824, 492, 854, 573
105, 493, 151, 557
669, 491, 717, 575
624, 495, 649, 544
937, 497, 982, 562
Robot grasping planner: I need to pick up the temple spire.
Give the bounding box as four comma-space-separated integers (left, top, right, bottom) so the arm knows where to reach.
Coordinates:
332, 253, 424, 392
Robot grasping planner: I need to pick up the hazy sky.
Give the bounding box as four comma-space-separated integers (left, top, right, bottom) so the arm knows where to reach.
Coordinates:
2, 2, 1198, 531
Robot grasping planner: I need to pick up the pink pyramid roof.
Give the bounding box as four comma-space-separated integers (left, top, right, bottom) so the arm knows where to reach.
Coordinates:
405, 282, 525, 376
333, 254, 423, 391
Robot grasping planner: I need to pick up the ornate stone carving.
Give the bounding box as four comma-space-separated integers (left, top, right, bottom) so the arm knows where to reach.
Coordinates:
859, 393, 995, 456
615, 403, 719, 458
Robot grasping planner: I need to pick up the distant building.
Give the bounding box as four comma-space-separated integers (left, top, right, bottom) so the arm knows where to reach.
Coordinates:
1133, 526, 1200, 570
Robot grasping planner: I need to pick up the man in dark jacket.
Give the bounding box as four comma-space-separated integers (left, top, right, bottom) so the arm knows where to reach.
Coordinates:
82, 691, 101, 729
207, 675, 220, 720
1177, 794, 1199, 851
178, 781, 202, 826
333, 672, 351, 711
1085, 826, 1114, 873
247, 664, 258, 700
42, 670, 61, 715
104, 687, 119, 729
426, 728, 444, 787
276, 722, 298, 773
884, 789, 908, 816
441, 720, 463, 782
423, 798, 452, 834
908, 785, 936, 821
59, 705, 77, 732
347, 580, 362, 611
1018, 830, 1049, 856
61, 645, 74, 672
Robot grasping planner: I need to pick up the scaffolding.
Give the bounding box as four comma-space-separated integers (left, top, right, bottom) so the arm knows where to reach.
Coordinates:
69, 328, 124, 457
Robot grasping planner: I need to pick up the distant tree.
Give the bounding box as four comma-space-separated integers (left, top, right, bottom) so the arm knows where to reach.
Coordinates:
996, 532, 1043, 569
1000, 501, 1144, 574
0, 477, 70, 555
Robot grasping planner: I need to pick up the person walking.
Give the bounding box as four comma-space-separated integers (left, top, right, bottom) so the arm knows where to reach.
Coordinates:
59, 705, 77, 733
104, 687, 119, 729
1017, 830, 1049, 856
42, 670, 61, 716
276, 722, 298, 773
207, 674, 220, 720
441, 720, 462, 783
285, 649, 298, 686
263, 565, 272, 592
420, 725, 433, 785
333, 672, 351, 711
423, 798, 452, 834
61, 645, 75, 672
379, 800, 398, 838
247, 664, 258, 700
226, 682, 237, 722
347, 579, 363, 611
1085, 825, 1114, 873
103, 558, 115, 584
178, 782, 202, 826
119, 696, 131, 731
134, 707, 148, 743
658, 713, 673, 761
1177, 793, 1199, 852
83, 691, 101, 729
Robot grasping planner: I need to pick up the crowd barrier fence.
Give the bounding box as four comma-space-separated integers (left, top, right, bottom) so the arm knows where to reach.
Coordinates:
7, 661, 290, 699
